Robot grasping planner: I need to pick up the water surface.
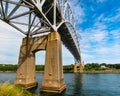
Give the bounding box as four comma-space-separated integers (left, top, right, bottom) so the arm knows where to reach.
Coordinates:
0, 72, 120, 96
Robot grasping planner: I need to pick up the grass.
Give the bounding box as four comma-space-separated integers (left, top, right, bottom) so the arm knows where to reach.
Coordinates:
0, 82, 36, 96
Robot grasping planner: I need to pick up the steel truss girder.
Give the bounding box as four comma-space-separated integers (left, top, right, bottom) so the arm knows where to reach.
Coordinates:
0, 0, 50, 36
0, 0, 81, 63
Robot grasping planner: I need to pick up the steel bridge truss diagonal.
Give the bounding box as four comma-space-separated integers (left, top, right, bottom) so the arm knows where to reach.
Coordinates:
0, 0, 81, 63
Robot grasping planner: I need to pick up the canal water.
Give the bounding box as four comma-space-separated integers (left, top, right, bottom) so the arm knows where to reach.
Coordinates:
0, 72, 120, 96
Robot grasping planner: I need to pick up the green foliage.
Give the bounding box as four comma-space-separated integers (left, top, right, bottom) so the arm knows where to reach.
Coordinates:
106, 64, 120, 69
0, 64, 45, 72
0, 82, 36, 96
63, 64, 74, 72
0, 64, 17, 72
36, 65, 44, 71
84, 63, 120, 71
0, 63, 120, 72
84, 63, 101, 71
0, 64, 75, 72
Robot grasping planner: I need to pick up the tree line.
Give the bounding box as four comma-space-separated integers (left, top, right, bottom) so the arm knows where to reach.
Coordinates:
84, 63, 120, 71
0, 63, 120, 72
0, 64, 74, 72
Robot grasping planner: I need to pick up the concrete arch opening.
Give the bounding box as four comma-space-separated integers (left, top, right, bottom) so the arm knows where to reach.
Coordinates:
35, 51, 45, 65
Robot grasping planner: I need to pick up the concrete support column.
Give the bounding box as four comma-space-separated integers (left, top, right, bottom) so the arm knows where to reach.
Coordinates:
74, 63, 84, 73
80, 63, 84, 73
14, 37, 37, 88
40, 32, 66, 93
74, 64, 78, 73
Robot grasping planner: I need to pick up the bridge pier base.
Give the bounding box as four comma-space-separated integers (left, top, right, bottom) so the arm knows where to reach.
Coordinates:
74, 64, 78, 73
14, 37, 37, 88
74, 63, 84, 73
40, 32, 66, 93
80, 63, 84, 73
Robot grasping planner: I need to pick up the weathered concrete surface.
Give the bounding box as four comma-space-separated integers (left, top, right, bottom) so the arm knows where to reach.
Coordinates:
74, 63, 84, 73
80, 63, 84, 73
40, 32, 66, 93
74, 64, 78, 73
14, 37, 37, 88
15, 32, 66, 92
14, 35, 47, 88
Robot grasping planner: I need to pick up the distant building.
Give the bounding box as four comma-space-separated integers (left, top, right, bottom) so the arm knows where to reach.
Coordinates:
2, 64, 5, 67
101, 65, 106, 69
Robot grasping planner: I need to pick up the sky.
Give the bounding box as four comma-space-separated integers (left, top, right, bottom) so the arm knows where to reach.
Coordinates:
0, 0, 120, 65
69, 0, 120, 64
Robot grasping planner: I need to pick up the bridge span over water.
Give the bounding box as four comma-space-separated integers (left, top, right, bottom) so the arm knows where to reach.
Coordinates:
0, 0, 84, 93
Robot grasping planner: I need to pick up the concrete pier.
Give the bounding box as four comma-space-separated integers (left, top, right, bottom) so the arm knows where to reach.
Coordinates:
14, 37, 37, 88
15, 32, 66, 92
40, 32, 66, 93
74, 63, 84, 73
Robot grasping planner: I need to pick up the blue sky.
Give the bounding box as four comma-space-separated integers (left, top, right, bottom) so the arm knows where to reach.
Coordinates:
68, 0, 120, 64
0, 0, 120, 65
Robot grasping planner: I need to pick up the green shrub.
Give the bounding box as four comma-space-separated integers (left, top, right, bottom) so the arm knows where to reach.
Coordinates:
0, 82, 36, 96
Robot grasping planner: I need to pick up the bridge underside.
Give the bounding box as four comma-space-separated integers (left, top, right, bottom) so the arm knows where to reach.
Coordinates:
0, 0, 81, 63
0, 0, 83, 93
28, 0, 81, 62
58, 24, 80, 61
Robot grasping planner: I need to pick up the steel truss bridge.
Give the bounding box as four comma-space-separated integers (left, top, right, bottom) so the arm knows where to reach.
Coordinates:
0, 0, 81, 63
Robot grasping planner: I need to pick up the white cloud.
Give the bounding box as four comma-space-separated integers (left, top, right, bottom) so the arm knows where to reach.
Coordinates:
93, 30, 107, 42
81, 53, 93, 59
68, 0, 120, 64
68, 0, 84, 24
81, 30, 120, 63
62, 45, 74, 65
110, 29, 120, 40
0, 20, 24, 64
95, 7, 120, 23
35, 51, 46, 65
71, 0, 120, 64
94, 44, 120, 63
79, 15, 120, 64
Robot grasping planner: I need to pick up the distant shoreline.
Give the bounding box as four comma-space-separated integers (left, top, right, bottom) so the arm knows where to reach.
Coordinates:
1, 70, 120, 73
83, 69, 120, 73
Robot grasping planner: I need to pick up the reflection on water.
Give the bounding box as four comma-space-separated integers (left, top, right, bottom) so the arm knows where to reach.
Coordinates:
27, 86, 66, 96
74, 73, 83, 95
40, 91, 66, 96
1, 72, 120, 96
64, 73, 83, 96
